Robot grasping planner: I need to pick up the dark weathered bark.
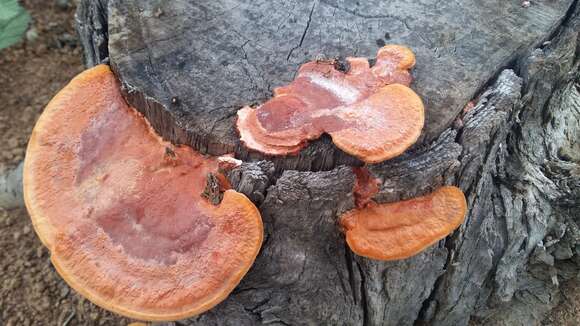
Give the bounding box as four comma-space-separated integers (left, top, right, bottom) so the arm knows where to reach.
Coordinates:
75, 0, 108, 67
75, 0, 580, 325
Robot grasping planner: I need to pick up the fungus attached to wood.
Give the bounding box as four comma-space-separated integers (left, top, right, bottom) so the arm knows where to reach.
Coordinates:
352, 167, 380, 209
23, 65, 263, 321
236, 45, 424, 163
340, 186, 467, 260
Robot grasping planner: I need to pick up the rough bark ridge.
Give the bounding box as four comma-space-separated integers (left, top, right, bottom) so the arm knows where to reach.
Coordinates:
75, 0, 108, 67
75, 1, 580, 325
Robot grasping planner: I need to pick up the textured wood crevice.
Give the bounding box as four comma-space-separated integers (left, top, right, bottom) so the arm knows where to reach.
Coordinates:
75, 0, 108, 67
432, 10, 579, 325
224, 161, 275, 206
71, 1, 580, 325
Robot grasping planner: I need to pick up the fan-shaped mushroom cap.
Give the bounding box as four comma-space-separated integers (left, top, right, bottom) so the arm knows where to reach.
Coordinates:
341, 186, 467, 260
236, 45, 424, 163
23, 65, 263, 321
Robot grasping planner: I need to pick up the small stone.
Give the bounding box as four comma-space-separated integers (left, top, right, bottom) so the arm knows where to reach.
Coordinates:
36, 246, 45, 258
59, 284, 70, 298
521, 1, 531, 8
58, 33, 78, 48
12, 147, 23, 157
26, 28, 39, 43
56, 0, 70, 9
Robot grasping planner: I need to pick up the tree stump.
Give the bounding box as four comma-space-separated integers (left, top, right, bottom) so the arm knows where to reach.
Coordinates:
76, 0, 580, 325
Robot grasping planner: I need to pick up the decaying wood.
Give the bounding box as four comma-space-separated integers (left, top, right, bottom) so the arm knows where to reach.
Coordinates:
80, 0, 574, 171
74, 0, 108, 67
72, 0, 580, 325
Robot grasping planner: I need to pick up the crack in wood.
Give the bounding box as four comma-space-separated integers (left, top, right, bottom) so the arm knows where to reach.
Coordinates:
286, 1, 317, 61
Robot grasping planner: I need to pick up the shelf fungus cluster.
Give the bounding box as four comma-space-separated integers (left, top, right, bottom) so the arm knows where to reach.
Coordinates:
23, 65, 263, 321
236, 45, 425, 163
343, 171, 467, 260
236, 44, 467, 260
23, 45, 467, 321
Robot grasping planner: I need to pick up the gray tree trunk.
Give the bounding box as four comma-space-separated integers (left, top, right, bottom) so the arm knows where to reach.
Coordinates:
75, 1, 580, 325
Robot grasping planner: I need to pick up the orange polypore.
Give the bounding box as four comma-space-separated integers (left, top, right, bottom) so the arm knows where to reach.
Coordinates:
237, 45, 424, 163
23, 65, 263, 321
352, 167, 380, 208
341, 186, 467, 260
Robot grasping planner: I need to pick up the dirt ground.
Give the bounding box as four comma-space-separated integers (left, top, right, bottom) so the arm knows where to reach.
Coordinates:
0, 1, 577, 326
0, 1, 127, 325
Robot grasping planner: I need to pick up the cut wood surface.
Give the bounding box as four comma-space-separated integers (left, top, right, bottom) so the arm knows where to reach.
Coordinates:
86, 0, 573, 170
74, 0, 580, 325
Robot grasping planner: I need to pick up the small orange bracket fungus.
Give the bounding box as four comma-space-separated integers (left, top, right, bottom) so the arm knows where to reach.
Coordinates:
23, 65, 263, 321
352, 167, 381, 209
236, 45, 425, 163
340, 186, 467, 261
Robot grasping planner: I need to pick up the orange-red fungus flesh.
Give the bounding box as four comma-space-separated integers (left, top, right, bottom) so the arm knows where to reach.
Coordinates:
352, 167, 380, 208
341, 186, 467, 261
23, 65, 263, 321
237, 45, 425, 163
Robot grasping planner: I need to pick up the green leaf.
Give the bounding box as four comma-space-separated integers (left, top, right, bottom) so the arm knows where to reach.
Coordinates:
0, 0, 31, 50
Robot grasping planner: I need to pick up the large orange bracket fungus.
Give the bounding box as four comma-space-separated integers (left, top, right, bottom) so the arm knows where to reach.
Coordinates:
23, 65, 263, 321
341, 186, 467, 261
236, 45, 425, 163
